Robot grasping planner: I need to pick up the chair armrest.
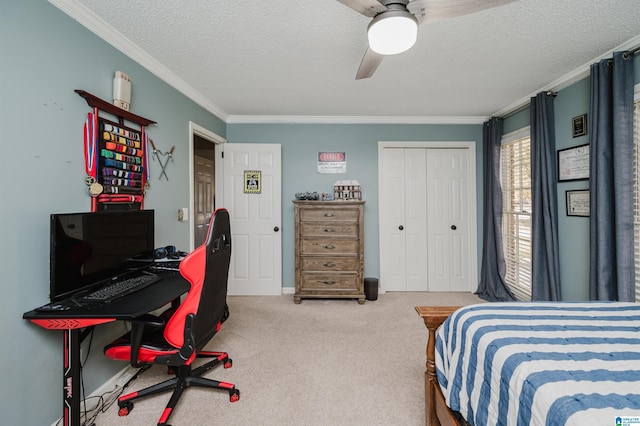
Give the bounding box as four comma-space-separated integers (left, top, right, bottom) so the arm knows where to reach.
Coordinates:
132, 313, 166, 328
129, 314, 165, 368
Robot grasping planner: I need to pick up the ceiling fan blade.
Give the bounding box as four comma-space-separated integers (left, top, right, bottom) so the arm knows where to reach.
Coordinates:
336, 0, 387, 18
356, 47, 385, 80
408, 0, 517, 24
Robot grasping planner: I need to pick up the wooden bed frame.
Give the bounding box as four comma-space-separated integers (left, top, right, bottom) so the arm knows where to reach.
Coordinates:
415, 306, 469, 426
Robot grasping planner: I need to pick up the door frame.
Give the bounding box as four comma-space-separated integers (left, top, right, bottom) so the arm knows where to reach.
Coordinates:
377, 141, 478, 292
188, 122, 226, 251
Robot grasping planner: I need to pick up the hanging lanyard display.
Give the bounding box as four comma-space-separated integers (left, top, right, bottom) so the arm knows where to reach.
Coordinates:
83, 111, 97, 178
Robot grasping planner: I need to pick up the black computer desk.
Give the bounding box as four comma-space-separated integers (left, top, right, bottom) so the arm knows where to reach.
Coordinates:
23, 270, 190, 426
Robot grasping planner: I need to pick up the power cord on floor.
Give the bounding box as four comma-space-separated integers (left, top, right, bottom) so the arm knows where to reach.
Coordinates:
52, 359, 151, 426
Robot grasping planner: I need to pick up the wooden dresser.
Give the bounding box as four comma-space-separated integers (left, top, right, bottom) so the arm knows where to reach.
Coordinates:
293, 200, 365, 304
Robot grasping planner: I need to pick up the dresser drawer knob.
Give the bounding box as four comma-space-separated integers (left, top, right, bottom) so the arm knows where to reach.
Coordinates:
324, 244, 336, 249
324, 228, 335, 233
323, 280, 336, 285
324, 213, 335, 217
324, 262, 336, 267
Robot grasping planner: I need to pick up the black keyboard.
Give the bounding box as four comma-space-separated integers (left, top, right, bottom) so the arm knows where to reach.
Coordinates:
77, 270, 162, 303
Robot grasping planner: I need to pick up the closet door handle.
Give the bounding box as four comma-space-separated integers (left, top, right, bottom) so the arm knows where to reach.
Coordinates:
398, 225, 404, 231
451, 225, 457, 230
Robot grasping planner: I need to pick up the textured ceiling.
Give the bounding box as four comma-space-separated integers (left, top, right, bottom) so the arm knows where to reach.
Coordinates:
60, 0, 640, 122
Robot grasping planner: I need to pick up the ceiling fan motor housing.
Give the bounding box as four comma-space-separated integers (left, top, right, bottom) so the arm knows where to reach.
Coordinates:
368, 1, 418, 55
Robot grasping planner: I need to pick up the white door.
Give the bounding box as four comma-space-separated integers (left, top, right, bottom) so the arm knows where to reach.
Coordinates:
222, 143, 282, 295
378, 142, 476, 292
426, 149, 470, 291
379, 148, 428, 291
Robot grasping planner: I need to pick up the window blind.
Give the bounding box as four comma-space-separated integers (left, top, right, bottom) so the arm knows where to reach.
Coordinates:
501, 134, 532, 301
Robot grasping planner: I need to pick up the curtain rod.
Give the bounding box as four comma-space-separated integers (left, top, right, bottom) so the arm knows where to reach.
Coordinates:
500, 91, 557, 120
499, 46, 639, 120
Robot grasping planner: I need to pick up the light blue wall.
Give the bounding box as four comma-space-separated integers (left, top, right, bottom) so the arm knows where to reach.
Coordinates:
226, 123, 484, 288
554, 78, 591, 300
1, 2, 225, 425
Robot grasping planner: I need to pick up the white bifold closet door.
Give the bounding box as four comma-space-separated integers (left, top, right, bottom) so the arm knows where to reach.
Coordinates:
379, 145, 474, 292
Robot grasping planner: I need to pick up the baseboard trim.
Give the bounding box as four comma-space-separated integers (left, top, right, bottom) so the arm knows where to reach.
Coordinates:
90, 365, 139, 404
280, 287, 384, 295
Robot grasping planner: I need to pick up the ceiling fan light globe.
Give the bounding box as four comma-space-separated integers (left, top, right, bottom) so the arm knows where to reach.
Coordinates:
367, 12, 418, 55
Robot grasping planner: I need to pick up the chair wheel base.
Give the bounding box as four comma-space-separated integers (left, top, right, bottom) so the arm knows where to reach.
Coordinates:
118, 401, 134, 416
230, 389, 240, 402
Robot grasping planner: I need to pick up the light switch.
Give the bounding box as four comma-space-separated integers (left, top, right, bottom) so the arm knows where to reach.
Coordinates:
178, 208, 188, 222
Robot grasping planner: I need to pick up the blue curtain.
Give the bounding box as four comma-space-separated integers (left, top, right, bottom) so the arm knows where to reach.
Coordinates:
589, 51, 635, 301
476, 117, 515, 301
530, 92, 561, 301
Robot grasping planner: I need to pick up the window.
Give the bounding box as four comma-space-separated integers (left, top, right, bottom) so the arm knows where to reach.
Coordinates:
633, 87, 640, 301
501, 128, 532, 301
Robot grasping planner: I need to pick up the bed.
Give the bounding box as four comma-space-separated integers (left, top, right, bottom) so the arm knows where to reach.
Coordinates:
416, 302, 640, 426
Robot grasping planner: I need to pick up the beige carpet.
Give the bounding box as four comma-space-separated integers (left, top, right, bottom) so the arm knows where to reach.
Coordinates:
94, 292, 483, 426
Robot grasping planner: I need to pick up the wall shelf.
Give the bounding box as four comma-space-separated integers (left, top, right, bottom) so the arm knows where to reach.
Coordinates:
75, 90, 155, 126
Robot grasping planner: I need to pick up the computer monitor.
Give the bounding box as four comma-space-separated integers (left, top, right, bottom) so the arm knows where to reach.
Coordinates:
49, 210, 155, 302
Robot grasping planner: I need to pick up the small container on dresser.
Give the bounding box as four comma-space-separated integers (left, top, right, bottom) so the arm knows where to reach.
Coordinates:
293, 200, 365, 304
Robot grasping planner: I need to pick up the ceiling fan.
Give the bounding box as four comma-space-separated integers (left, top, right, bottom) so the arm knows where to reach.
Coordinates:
337, 0, 517, 79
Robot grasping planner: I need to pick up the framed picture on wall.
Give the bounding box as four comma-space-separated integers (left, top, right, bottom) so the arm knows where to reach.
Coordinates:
566, 190, 590, 217
558, 144, 589, 181
572, 114, 587, 138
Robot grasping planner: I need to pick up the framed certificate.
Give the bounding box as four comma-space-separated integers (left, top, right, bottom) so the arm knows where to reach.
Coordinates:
566, 190, 590, 217
558, 144, 589, 181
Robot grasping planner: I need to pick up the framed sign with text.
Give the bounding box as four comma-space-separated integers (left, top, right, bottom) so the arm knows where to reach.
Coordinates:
572, 114, 587, 138
558, 144, 589, 181
566, 190, 590, 217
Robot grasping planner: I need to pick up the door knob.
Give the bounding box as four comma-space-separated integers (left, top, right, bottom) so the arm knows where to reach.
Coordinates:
451, 225, 457, 230
274, 226, 280, 232
398, 225, 404, 230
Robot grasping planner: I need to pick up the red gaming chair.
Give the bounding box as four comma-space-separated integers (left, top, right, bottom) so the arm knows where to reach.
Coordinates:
104, 208, 239, 426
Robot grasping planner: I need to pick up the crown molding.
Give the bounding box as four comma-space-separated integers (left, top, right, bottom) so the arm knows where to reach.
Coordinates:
47, 0, 486, 126
49, 1, 640, 126
493, 34, 640, 118
225, 115, 488, 125
48, 0, 229, 122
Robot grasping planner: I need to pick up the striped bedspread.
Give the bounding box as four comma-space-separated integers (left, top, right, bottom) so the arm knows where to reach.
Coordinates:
435, 302, 640, 426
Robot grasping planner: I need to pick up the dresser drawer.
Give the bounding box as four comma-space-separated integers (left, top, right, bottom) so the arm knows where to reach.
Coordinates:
300, 273, 359, 291
299, 223, 358, 237
299, 208, 359, 222
300, 239, 359, 255
301, 257, 360, 272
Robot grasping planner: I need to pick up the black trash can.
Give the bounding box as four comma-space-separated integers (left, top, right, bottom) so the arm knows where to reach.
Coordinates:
364, 277, 378, 301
